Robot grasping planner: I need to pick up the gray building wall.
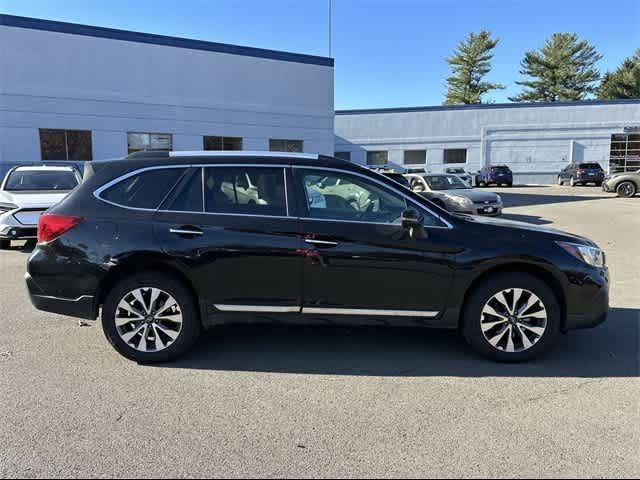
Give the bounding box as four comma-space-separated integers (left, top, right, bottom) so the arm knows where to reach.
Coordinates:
0, 16, 335, 164
335, 101, 640, 184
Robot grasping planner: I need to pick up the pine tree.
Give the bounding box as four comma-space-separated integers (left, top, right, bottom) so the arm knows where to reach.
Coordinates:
510, 33, 602, 102
598, 49, 640, 99
444, 30, 504, 104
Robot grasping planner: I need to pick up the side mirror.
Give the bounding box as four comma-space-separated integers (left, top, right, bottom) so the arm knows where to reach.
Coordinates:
401, 208, 426, 239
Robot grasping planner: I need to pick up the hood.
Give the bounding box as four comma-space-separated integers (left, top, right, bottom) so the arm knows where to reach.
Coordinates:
609, 171, 640, 179
438, 189, 500, 202
0, 190, 70, 209
458, 213, 596, 246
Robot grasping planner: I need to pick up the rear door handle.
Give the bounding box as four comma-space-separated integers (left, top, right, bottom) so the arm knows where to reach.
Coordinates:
170, 227, 204, 236
305, 238, 338, 247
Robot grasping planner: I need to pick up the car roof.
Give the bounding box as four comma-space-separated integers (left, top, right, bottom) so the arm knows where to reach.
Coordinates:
100, 151, 358, 170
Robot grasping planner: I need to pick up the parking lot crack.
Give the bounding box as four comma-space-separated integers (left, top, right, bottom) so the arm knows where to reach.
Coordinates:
523, 379, 605, 403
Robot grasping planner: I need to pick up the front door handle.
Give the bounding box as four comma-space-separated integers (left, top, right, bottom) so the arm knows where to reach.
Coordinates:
170, 227, 204, 237
304, 238, 338, 247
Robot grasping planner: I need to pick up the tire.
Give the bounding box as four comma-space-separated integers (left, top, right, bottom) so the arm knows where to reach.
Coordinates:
616, 181, 637, 198
569, 176, 577, 187
462, 273, 561, 362
0, 239, 9, 249
101, 272, 201, 363
557, 176, 564, 186
478, 180, 486, 187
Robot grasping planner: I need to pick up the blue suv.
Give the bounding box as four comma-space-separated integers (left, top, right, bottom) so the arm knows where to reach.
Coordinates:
475, 165, 513, 187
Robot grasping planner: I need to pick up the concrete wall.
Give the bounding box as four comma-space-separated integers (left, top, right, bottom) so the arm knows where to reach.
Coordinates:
0, 19, 335, 163
335, 101, 640, 183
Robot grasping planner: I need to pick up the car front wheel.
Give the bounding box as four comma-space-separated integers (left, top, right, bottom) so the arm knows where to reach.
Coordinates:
101, 272, 201, 363
558, 176, 564, 186
616, 181, 637, 198
462, 273, 560, 362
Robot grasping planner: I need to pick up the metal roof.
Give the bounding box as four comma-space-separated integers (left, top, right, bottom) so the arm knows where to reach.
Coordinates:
1, 14, 334, 67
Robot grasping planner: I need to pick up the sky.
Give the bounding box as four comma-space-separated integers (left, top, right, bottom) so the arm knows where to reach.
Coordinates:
2, 0, 639, 109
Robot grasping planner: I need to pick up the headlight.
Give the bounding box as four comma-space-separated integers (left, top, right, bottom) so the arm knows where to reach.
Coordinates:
556, 241, 605, 268
495, 194, 502, 203
444, 194, 473, 207
0, 202, 18, 213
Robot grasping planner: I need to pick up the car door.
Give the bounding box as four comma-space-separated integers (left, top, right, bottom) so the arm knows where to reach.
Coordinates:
153, 166, 302, 312
292, 167, 458, 318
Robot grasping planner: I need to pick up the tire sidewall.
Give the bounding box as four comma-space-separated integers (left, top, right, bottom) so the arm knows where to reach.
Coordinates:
101, 272, 201, 363
617, 181, 636, 198
462, 273, 561, 362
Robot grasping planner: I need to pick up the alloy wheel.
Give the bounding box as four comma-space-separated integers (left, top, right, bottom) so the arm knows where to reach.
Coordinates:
617, 182, 636, 197
480, 288, 548, 353
114, 287, 183, 352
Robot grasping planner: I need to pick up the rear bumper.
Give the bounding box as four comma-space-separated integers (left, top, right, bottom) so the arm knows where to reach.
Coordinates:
25, 272, 97, 320
576, 174, 604, 183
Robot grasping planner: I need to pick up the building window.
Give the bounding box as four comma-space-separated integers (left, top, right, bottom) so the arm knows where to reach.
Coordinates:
39, 129, 93, 161
334, 151, 351, 161
127, 132, 173, 154
443, 149, 467, 164
404, 150, 426, 165
269, 139, 303, 153
609, 133, 640, 173
366, 151, 388, 166
203, 136, 243, 151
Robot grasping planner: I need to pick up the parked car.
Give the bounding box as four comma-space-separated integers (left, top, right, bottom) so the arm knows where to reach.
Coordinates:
444, 167, 473, 185
602, 169, 640, 197
557, 162, 605, 187
406, 173, 503, 216
0, 165, 81, 248
369, 166, 412, 189
27, 151, 609, 363
475, 165, 513, 187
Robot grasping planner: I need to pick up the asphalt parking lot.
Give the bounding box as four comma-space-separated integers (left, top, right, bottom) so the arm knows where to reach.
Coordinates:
0, 185, 638, 478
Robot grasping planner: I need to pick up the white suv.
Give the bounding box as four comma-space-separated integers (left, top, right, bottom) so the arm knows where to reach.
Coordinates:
0, 165, 81, 248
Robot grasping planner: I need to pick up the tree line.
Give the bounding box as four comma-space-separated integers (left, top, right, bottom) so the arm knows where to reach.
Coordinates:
444, 31, 640, 105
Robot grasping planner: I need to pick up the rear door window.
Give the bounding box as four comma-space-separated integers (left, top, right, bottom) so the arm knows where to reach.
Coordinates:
164, 168, 203, 212
101, 168, 186, 209
204, 167, 287, 217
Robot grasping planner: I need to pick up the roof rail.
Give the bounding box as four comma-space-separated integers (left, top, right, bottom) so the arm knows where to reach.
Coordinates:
169, 150, 320, 160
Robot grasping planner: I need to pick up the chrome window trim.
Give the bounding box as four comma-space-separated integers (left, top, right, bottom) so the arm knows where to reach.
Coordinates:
215, 304, 301, 313
93, 163, 454, 229
94, 164, 291, 216
303, 307, 439, 317
293, 165, 453, 229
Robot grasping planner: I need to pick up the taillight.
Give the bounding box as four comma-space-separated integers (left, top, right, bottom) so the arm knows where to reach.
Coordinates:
576, 169, 585, 174
37, 214, 83, 243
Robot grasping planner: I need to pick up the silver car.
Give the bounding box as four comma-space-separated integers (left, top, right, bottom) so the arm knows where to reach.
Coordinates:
405, 173, 503, 216
0, 165, 81, 248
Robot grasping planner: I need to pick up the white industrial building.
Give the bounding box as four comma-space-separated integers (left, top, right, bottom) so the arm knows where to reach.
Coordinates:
335, 101, 640, 183
2, 15, 639, 185
0, 15, 335, 164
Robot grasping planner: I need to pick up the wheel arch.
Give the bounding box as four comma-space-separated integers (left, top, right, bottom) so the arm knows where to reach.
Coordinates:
96, 254, 203, 324
458, 261, 568, 331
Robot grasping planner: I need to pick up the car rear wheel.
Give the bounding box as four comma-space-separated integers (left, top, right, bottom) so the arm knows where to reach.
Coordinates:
102, 272, 201, 363
569, 176, 577, 187
462, 273, 560, 362
616, 181, 637, 198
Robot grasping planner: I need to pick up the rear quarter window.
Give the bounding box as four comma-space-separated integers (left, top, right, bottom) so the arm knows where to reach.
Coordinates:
100, 168, 186, 209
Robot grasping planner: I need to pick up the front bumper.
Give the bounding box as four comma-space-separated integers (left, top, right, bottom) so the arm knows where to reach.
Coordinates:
450, 203, 503, 216
25, 272, 97, 320
602, 181, 614, 192
0, 224, 37, 240
565, 267, 610, 331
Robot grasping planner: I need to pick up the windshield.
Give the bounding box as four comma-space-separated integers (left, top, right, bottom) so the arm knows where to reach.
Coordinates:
4, 170, 79, 191
446, 168, 465, 174
424, 174, 470, 190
